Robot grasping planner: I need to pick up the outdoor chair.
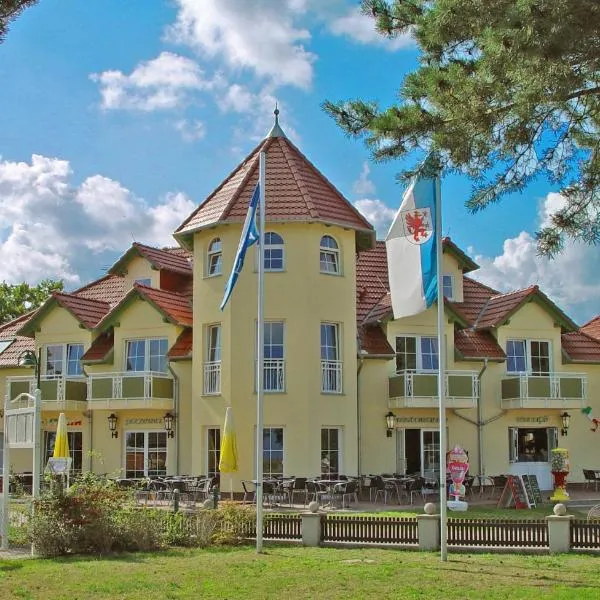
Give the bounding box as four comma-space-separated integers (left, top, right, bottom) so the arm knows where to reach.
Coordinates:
290, 477, 308, 506
583, 469, 600, 492
342, 479, 359, 508
306, 480, 327, 505
490, 475, 508, 498
374, 476, 399, 505
241, 480, 256, 504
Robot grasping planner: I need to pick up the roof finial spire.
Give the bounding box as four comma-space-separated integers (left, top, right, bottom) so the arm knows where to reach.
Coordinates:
267, 103, 286, 138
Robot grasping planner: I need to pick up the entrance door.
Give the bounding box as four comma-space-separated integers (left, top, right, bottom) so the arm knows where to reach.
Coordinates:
400, 428, 440, 479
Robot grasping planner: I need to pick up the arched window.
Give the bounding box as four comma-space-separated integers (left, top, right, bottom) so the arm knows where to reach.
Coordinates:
264, 232, 284, 271
206, 238, 222, 276
320, 235, 340, 274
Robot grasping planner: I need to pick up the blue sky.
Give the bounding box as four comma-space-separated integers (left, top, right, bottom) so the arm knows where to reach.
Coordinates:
0, 0, 598, 324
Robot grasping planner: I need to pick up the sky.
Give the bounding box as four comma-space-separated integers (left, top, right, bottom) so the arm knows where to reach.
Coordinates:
0, 0, 598, 325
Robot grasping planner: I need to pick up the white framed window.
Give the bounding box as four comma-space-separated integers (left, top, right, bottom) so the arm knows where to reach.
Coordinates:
264, 232, 284, 271
45, 343, 85, 377
45, 431, 83, 474
125, 431, 167, 478
262, 321, 285, 392
320, 235, 340, 275
206, 238, 222, 277
509, 427, 558, 463
395, 336, 438, 372
321, 428, 341, 478
125, 338, 168, 373
321, 323, 342, 393
263, 427, 284, 478
204, 325, 221, 395
442, 274, 454, 299
207, 428, 221, 477
506, 339, 551, 375
135, 278, 152, 286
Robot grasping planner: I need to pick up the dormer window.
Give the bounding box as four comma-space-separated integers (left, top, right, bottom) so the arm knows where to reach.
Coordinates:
320, 235, 340, 275
45, 344, 85, 377
135, 278, 151, 287
207, 238, 222, 277
442, 274, 454, 300
264, 232, 284, 271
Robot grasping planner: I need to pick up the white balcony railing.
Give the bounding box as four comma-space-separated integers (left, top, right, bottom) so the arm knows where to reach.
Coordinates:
87, 371, 172, 402
263, 358, 285, 392
6, 375, 87, 404
321, 360, 343, 394
203, 361, 221, 395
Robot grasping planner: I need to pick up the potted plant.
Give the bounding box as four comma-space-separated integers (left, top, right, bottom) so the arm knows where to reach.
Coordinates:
550, 448, 570, 502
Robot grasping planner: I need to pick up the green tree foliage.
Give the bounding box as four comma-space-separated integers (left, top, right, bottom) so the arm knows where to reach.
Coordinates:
323, 0, 600, 255
0, 279, 63, 324
0, 0, 39, 44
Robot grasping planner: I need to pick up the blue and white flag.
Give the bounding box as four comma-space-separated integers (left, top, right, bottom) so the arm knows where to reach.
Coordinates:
385, 171, 438, 319
220, 183, 260, 310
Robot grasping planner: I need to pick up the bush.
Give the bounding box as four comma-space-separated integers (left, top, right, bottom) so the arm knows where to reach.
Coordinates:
212, 502, 256, 545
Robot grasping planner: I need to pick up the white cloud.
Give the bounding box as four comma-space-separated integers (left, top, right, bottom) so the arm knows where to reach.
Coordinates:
174, 119, 206, 142
471, 193, 600, 325
0, 154, 196, 285
353, 162, 376, 196
167, 0, 316, 90
329, 8, 414, 50
90, 52, 215, 111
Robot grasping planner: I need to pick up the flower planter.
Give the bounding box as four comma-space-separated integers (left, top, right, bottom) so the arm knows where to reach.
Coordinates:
550, 448, 570, 502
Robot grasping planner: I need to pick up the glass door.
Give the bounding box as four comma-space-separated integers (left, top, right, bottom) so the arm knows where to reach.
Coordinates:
422, 430, 440, 481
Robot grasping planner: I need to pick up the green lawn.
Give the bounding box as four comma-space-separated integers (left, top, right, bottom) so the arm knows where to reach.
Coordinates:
1, 546, 599, 599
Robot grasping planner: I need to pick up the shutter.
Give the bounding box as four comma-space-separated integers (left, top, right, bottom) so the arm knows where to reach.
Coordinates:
395, 428, 406, 474
548, 427, 558, 452
508, 428, 518, 462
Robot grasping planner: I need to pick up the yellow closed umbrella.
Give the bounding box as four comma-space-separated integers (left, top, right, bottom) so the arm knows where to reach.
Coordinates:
53, 413, 70, 459
218, 407, 238, 499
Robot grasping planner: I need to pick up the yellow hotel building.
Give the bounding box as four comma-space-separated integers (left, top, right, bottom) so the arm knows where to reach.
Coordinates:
2, 118, 600, 493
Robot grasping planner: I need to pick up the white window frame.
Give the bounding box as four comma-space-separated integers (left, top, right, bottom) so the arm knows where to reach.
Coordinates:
44, 343, 85, 378
395, 335, 439, 373
263, 232, 285, 272
125, 338, 168, 373
321, 427, 342, 478
508, 427, 558, 463
204, 325, 222, 395
506, 339, 552, 375
442, 274, 454, 300
207, 428, 221, 477
319, 235, 340, 275
262, 321, 285, 393
206, 238, 222, 277
124, 430, 168, 478
262, 427, 285, 478
321, 322, 342, 393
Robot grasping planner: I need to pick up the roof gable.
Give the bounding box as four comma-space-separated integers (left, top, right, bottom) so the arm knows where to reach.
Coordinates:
562, 331, 600, 363
73, 274, 128, 307
581, 315, 600, 340
81, 331, 114, 364
0, 312, 35, 368
18, 293, 111, 336
109, 242, 192, 277
175, 134, 374, 251
168, 329, 193, 361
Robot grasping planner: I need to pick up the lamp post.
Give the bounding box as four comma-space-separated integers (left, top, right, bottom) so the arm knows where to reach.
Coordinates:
18, 349, 42, 501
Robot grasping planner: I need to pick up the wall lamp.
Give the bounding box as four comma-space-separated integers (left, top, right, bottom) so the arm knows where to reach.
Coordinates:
164, 412, 175, 438
107, 413, 119, 438
560, 412, 571, 437
385, 411, 396, 438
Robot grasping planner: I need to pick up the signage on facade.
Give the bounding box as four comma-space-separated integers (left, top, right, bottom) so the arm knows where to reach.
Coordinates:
395, 417, 440, 424
42, 418, 83, 427
515, 416, 549, 424
124, 418, 163, 426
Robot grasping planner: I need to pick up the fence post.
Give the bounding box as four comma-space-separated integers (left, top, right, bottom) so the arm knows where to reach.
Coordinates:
546, 504, 573, 553
172, 489, 180, 513
417, 513, 441, 551
300, 512, 322, 547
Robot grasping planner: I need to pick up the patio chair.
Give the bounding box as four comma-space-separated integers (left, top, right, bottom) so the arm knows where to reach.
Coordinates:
241, 480, 256, 504
374, 476, 399, 505
290, 477, 308, 506
306, 480, 327, 505
342, 480, 359, 508
583, 469, 600, 492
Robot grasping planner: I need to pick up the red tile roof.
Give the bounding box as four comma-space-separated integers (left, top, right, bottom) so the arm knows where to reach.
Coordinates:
168, 329, 193, 360
81, 331, 114, 363
454, 329, 506, 361
561, 331, 600, 363
109, 242, 192, 277
359, 325, 394, 357
581, 315, 600, 341
0, 312, 35, 368
134, 284, 193, 326
451, 277, 498, 324
175, 135, 375, 251
73, 274, 128, 307
52, 293, 111, 329
356, 241, 389, 325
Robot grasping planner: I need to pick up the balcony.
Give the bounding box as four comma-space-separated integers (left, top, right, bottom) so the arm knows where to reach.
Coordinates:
388, 370, 479, 409
6, 375, 87, 410
321, 360, 343, 394
87, 371, 174, 410
501, 373, 587, 409
203, 361, 221, 395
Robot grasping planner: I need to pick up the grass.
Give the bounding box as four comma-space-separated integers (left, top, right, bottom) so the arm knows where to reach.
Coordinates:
1, 545, 599, 599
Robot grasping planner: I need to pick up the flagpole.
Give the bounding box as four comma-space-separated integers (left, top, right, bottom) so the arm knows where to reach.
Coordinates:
256, 151, 266, 553
435, 175, 448, 561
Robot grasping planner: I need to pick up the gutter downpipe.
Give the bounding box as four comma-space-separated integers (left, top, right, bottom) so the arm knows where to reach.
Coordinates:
82, 367, 93, 474
477, 359, 488, 480
168, 364, 180, 475
357, 352, 365, 477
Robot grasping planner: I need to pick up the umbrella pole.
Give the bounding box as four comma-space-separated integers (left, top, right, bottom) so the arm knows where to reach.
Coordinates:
230, 475, 233, 501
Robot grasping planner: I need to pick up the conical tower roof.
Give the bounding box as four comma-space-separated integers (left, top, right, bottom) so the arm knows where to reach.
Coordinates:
174, 115, 374, 251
